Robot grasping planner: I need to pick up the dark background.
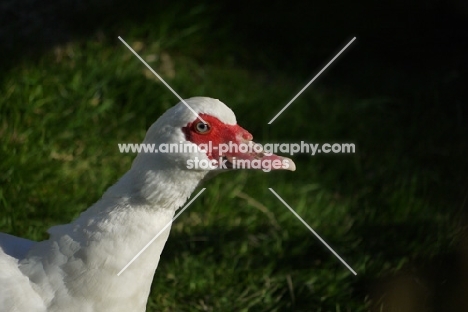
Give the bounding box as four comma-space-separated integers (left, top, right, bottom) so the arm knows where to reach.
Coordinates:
1, 0, 467, 310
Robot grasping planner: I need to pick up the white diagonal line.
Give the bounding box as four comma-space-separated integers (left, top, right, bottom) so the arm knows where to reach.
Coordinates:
268, 37, 356, 124
117, 188, 206, 276
118, 36, 207, 124
268, 188, 357, 275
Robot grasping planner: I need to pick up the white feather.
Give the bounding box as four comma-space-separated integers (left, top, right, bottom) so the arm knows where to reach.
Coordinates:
0, 97, 235, 311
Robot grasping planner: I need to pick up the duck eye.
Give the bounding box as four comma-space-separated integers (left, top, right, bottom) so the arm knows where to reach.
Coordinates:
195, 122, 211, 134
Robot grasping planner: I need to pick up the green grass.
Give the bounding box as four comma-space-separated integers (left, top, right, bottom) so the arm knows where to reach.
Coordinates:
1, 4, 466, 311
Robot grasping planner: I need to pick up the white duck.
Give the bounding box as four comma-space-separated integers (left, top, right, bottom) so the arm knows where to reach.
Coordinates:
0, 97, 295, 312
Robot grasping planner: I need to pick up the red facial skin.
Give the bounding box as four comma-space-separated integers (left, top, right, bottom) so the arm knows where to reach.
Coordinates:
182, 114, 253, 160
182, 113, 296, 172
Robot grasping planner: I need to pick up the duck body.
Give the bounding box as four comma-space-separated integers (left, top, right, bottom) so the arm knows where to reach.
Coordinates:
0, 97, 295, 311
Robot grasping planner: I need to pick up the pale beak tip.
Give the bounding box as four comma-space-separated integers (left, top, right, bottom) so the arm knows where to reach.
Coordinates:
282, 157, 296, 171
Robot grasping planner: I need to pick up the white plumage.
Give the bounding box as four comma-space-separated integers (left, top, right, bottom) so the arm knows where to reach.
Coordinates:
0, 97, 295, 311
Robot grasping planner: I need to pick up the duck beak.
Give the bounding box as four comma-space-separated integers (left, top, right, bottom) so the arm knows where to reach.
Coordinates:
222, 140, 296, 172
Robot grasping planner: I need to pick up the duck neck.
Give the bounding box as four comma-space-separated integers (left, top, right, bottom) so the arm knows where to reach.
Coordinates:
23, 156, 207, 311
